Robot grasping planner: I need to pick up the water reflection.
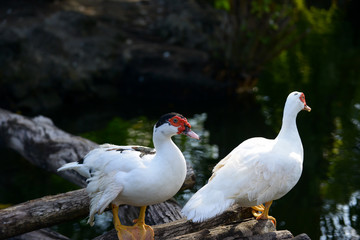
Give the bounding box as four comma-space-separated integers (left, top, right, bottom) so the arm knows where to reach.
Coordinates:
317, 102, 360, 240
321, 192, 360, 240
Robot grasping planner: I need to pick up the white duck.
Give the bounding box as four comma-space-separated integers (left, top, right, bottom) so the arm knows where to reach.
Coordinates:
182, 91, 311, 225
58, 113, 199, 240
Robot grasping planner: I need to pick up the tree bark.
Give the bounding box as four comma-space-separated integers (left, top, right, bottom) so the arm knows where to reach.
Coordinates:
0, 189, 88, 240
0, 108, 95, 187
0, 188, 186, 239
95, 218, 310, 240
94, 205, 256, 240
170, 226, 293, 240
93, 203, 311, 240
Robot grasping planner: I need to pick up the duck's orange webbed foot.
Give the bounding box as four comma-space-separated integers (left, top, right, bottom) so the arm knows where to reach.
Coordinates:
251, 204, 265, 218
112, 204, 154, 240
251, 201, 276, 227
121, 222, 154, 240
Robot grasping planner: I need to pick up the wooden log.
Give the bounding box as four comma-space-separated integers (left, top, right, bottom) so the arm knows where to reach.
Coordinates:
94, 205, 257, 240
0, 188, 186, 239
170, 224, 292, 240
95, 216, 309, 240
0, 189, 88, 240
154, 205, 254, 239
0, 108, 95, 187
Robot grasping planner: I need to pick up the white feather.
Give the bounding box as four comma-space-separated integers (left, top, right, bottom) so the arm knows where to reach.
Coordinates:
57, 161, 91, 178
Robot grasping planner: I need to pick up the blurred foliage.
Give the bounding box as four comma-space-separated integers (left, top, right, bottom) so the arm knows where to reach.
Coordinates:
81, 117, 131, 145
80, 117, 154, 147
193, 0, 358, 96
213, 0, 230, 11
202, 0, 308, 92
157, 0, 311, 91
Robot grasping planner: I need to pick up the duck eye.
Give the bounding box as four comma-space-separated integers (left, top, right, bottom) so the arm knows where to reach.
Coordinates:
173, 118, 178, 123
299, 94, 306, 103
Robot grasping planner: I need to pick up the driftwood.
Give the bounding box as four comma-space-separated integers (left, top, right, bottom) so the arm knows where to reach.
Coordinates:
0, 108, 95, 187
94, 205, 310, 240
94, 205, 255, 240
172, 229, 294, 240
0, 189, 88, 239
0, 188, 183, 240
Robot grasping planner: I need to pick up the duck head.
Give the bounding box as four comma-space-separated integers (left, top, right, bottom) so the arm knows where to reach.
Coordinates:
287, 91, 311, 113
154, 113, 200, 139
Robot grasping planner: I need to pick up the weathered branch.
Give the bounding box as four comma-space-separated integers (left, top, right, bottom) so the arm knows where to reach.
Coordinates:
170, 224, 293, 240
96, 219, 309, 240
154, 205, 254, 239
0, 189, 88, 240
0, 108, 95, 187
0, 183, 310, 240
94, 205, 255, 240
0, 188, 185, 240
93, 204, 311, 240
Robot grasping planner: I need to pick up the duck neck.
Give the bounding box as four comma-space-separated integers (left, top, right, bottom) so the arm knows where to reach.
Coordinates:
276, 106, 300, 142
152, 132, 180, 156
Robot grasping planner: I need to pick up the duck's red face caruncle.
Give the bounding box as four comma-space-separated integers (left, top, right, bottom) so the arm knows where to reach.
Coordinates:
168, 116, 199, 139
299, 93, 311, 112
168, 116, 191, 134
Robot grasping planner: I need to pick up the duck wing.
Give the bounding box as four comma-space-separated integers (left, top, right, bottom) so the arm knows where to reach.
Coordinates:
82, 144, 156, 175
58, 144, 156, 225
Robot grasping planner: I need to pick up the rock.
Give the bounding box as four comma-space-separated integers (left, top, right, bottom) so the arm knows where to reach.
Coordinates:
292, 233, 312, 240
0, 0, 225, 115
